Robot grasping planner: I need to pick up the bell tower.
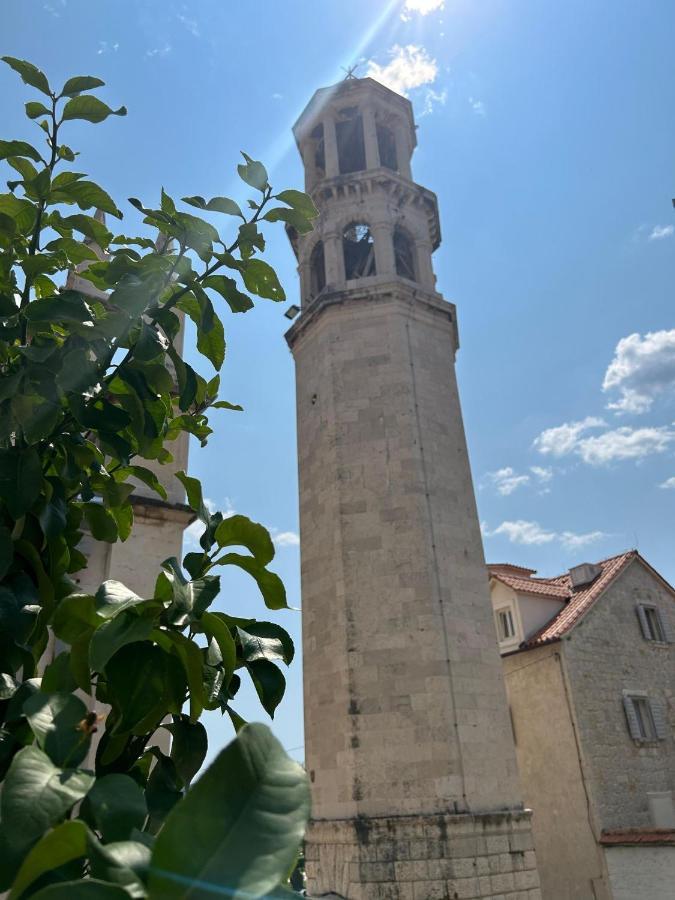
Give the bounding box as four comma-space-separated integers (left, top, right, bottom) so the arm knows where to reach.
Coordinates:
286, 78, 541, 900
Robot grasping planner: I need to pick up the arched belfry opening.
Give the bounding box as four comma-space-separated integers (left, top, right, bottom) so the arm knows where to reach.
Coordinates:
310, 123, 325, 180
336, 106, 366, 175
393, 226, 416, 281
309, 240, 326, 299
343, 223, 376, 279
376, 122, 397, 171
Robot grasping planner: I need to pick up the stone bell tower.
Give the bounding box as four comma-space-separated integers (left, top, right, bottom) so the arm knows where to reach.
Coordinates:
285, 78, 541, 900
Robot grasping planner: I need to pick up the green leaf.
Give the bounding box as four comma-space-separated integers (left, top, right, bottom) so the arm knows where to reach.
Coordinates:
1, 746, 94, 851
29, 881, 131, 899
241, 259, 285, 301
1, 57, 51, 96
0, 448, 42, 518
25, 100, 50, 120
8, 820, 89, 900
0, 672, 18, 700
24, 290, 92, 322
83, 503, 118, 543
89, 611, 153, 673
182, 195, 244, 218
237, 621, 295, 666
158, 631, 204, 721
237, 152, 268, 192
60, 75, 105, 96
84, 774, 147, 842
23, 691, 90, 767
51, 179, 122, 219
247, 659, 286, 718
215, 553, 287, 610
62, 95, 127, 123
212, 400, 244, 411
95, 581, 145, 619
214, 514, 275, 565
41, 652, 78, 694
0, 139, 42, 162
51, 593, 100, 643
144, 750, 183, 834
164, 717, 207, 787
275, 188, 319, 220
175, 471, 209, 522
0, 525, 14, 580
263, 206, 314, 234
87, 837, 150, 897
117, 466, 168, 501
148, 723, 310, 900
201, 611, 236, 682
203, 274, 253, 314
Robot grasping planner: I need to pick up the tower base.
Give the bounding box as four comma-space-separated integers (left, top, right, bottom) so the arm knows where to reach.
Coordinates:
306, 810, 541, 900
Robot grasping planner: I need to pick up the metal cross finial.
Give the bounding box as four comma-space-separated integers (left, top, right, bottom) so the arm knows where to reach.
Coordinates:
341, 63, 360, 80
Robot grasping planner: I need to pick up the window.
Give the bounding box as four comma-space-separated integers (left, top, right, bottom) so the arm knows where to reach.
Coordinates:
336, 107, 366, 175
310, 123, 325, 179
343, 223, 376, 280
496, 607, 516, 642
377, 123, 397, 171
393, 227, 416, 281
623, 693, 667, 742
637, 603, 671, 643
309, 241, 326, 299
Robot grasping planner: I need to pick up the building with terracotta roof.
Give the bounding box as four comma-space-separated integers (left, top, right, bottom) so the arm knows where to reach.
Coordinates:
488, 550, 675, 899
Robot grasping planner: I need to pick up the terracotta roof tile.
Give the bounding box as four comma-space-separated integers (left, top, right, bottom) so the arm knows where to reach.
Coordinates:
489, 551, 643, 648
600, 828, 675, 846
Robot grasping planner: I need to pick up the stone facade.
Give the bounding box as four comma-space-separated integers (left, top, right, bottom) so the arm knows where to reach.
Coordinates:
286, 77, 539, 899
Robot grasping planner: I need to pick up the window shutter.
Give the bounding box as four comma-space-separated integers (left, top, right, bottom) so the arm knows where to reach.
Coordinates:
636, 605, 651, 639
656, 608, 674, 644
650, 699, 669, 741
623, 695, 642, 740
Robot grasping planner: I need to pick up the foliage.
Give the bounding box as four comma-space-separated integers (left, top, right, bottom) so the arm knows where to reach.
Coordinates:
0, 57, 315, 897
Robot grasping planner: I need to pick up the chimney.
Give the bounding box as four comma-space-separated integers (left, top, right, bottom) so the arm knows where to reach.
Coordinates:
569, 562, 602, 590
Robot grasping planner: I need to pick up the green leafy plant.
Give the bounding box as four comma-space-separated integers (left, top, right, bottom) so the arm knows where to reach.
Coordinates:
0, 57, 315, 898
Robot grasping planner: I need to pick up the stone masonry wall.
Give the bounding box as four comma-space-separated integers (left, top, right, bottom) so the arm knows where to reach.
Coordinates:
563, 558, 675, 830
306, 811, 541, 900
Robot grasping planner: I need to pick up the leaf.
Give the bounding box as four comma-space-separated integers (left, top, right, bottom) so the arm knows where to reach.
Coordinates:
51, 179, 122, 219
83, 503, 118, 543
241, 259, 285, 301
23, 691, 90, 767
212, 400, 243, 411
182, 195, 244, 218
25, 100, 50, 120
237, 621, 294, 666
89, 611, 153, 672
60, 75, 105, 96
247, 659, 286, 718
263, 206, 314, 234
214, 514, 275, 566
148, 723, 310, 900
0, 525, 14, 580
0, 139, 42, 162
8, 820, 89, 900
84, 774, 147, 842
87, 837, 150, 897
116, 465, 167, 501
24, 291, 92, 322
41, 652, 77, 694
0, 672, 18, 700
215, 553, 287, 610
201, 611, 236, 682
62, 95, 127, 123
95, 581, 145, 619
1, 57, 51, 96
175, 471, 209, 522
158, 631, 204, 721
237, 152, 268, 192
203, 274, 253, 314
164, 717, 207, 787
0, 447, 42, 518
51, 593, 100, 643
275, 188, 319, 219
29, 881, 131, 899
0, 746, 94, 851
144, 750, 183, 834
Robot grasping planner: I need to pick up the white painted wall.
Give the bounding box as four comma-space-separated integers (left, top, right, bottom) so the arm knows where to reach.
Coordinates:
605, 845, 675, 900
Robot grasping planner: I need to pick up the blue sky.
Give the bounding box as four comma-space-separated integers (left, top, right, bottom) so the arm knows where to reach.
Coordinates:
3, 0, 674, 764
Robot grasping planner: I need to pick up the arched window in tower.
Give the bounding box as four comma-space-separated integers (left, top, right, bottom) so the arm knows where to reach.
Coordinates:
393, 227, 416, 282
377, 123, 398, 171
336, 107, 366, 175
310, 123, 325, 180
309, 240, 326, 299
343, 223, 376, 280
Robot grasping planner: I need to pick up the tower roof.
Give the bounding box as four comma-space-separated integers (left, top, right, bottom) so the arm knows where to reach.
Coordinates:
292, 76, 416, 148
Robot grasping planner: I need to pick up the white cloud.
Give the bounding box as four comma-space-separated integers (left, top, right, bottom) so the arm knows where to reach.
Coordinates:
146, 43, 172, 58
485, 467, 530, 496
366, 44, 438, 97
183, 497, 234, 550
648, 225, 674, 241
469, 96, 486, 116
176, 12, 200, 37
530, 465, 553, 483
484, 519, 608, 550
576, 425, 675, 465
603, 329, 675, 415
559, 530, 606, 550
484, 520, 557, 545
271, 92, 283, 101
533, 416, 606, 457
421, 87, 447, 117
401, 0, 444, 19
44, 0, 66, 17
97, 41, 119, 55
660, 476, 675, 489
272, 530, 300, 548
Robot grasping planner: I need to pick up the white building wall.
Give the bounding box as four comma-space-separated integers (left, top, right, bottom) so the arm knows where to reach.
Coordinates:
604, 845, 675, 900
